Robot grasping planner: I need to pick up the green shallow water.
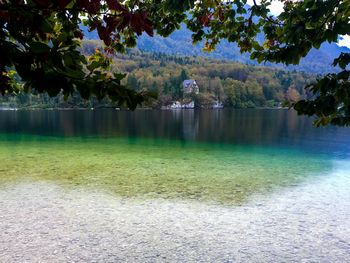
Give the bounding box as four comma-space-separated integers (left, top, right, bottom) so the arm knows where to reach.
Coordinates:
0, 134, 332, 205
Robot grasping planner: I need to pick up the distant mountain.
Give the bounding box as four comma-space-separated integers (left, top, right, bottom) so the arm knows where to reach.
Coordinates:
82, 25, 349, 74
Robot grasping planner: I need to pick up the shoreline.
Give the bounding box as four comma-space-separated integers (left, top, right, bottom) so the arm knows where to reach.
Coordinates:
0, 106, 288, 111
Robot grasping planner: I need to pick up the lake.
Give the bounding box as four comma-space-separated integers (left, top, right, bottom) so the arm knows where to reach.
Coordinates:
0, 109, 349, 262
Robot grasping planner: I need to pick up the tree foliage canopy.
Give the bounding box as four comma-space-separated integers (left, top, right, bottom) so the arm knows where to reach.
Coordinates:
0, 0, 349, 125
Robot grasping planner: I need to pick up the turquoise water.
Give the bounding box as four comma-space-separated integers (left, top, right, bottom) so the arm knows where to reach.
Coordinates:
0, 109, 349, 262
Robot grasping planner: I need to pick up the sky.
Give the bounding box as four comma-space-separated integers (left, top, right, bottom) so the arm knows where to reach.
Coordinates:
246, 0, 350, 48
338, 35, 350, 48
246, 0, 284, 16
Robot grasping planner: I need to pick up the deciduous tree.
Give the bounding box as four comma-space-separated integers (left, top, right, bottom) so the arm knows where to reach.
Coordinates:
0, 0, 349, 125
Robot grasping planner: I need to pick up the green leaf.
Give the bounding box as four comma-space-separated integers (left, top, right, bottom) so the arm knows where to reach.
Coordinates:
29, 42, 51, 54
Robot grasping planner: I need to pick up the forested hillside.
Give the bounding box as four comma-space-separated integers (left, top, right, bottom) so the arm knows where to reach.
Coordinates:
82, 25, 349, 74
0, 42, 314, 109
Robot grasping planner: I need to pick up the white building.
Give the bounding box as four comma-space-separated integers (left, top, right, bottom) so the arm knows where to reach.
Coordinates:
182, 79, 199, 94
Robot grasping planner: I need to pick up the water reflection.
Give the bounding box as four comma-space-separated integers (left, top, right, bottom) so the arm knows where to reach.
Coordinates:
0, 109, 349, 157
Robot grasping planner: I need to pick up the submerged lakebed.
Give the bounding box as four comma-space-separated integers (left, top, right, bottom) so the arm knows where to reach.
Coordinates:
0, 109, 349, 262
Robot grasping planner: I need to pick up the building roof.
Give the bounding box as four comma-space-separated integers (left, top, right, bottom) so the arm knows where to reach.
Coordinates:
183, 79, 197, 86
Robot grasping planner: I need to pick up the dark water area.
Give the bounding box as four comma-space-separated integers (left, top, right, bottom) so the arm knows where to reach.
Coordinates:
0, 109, 349, 158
